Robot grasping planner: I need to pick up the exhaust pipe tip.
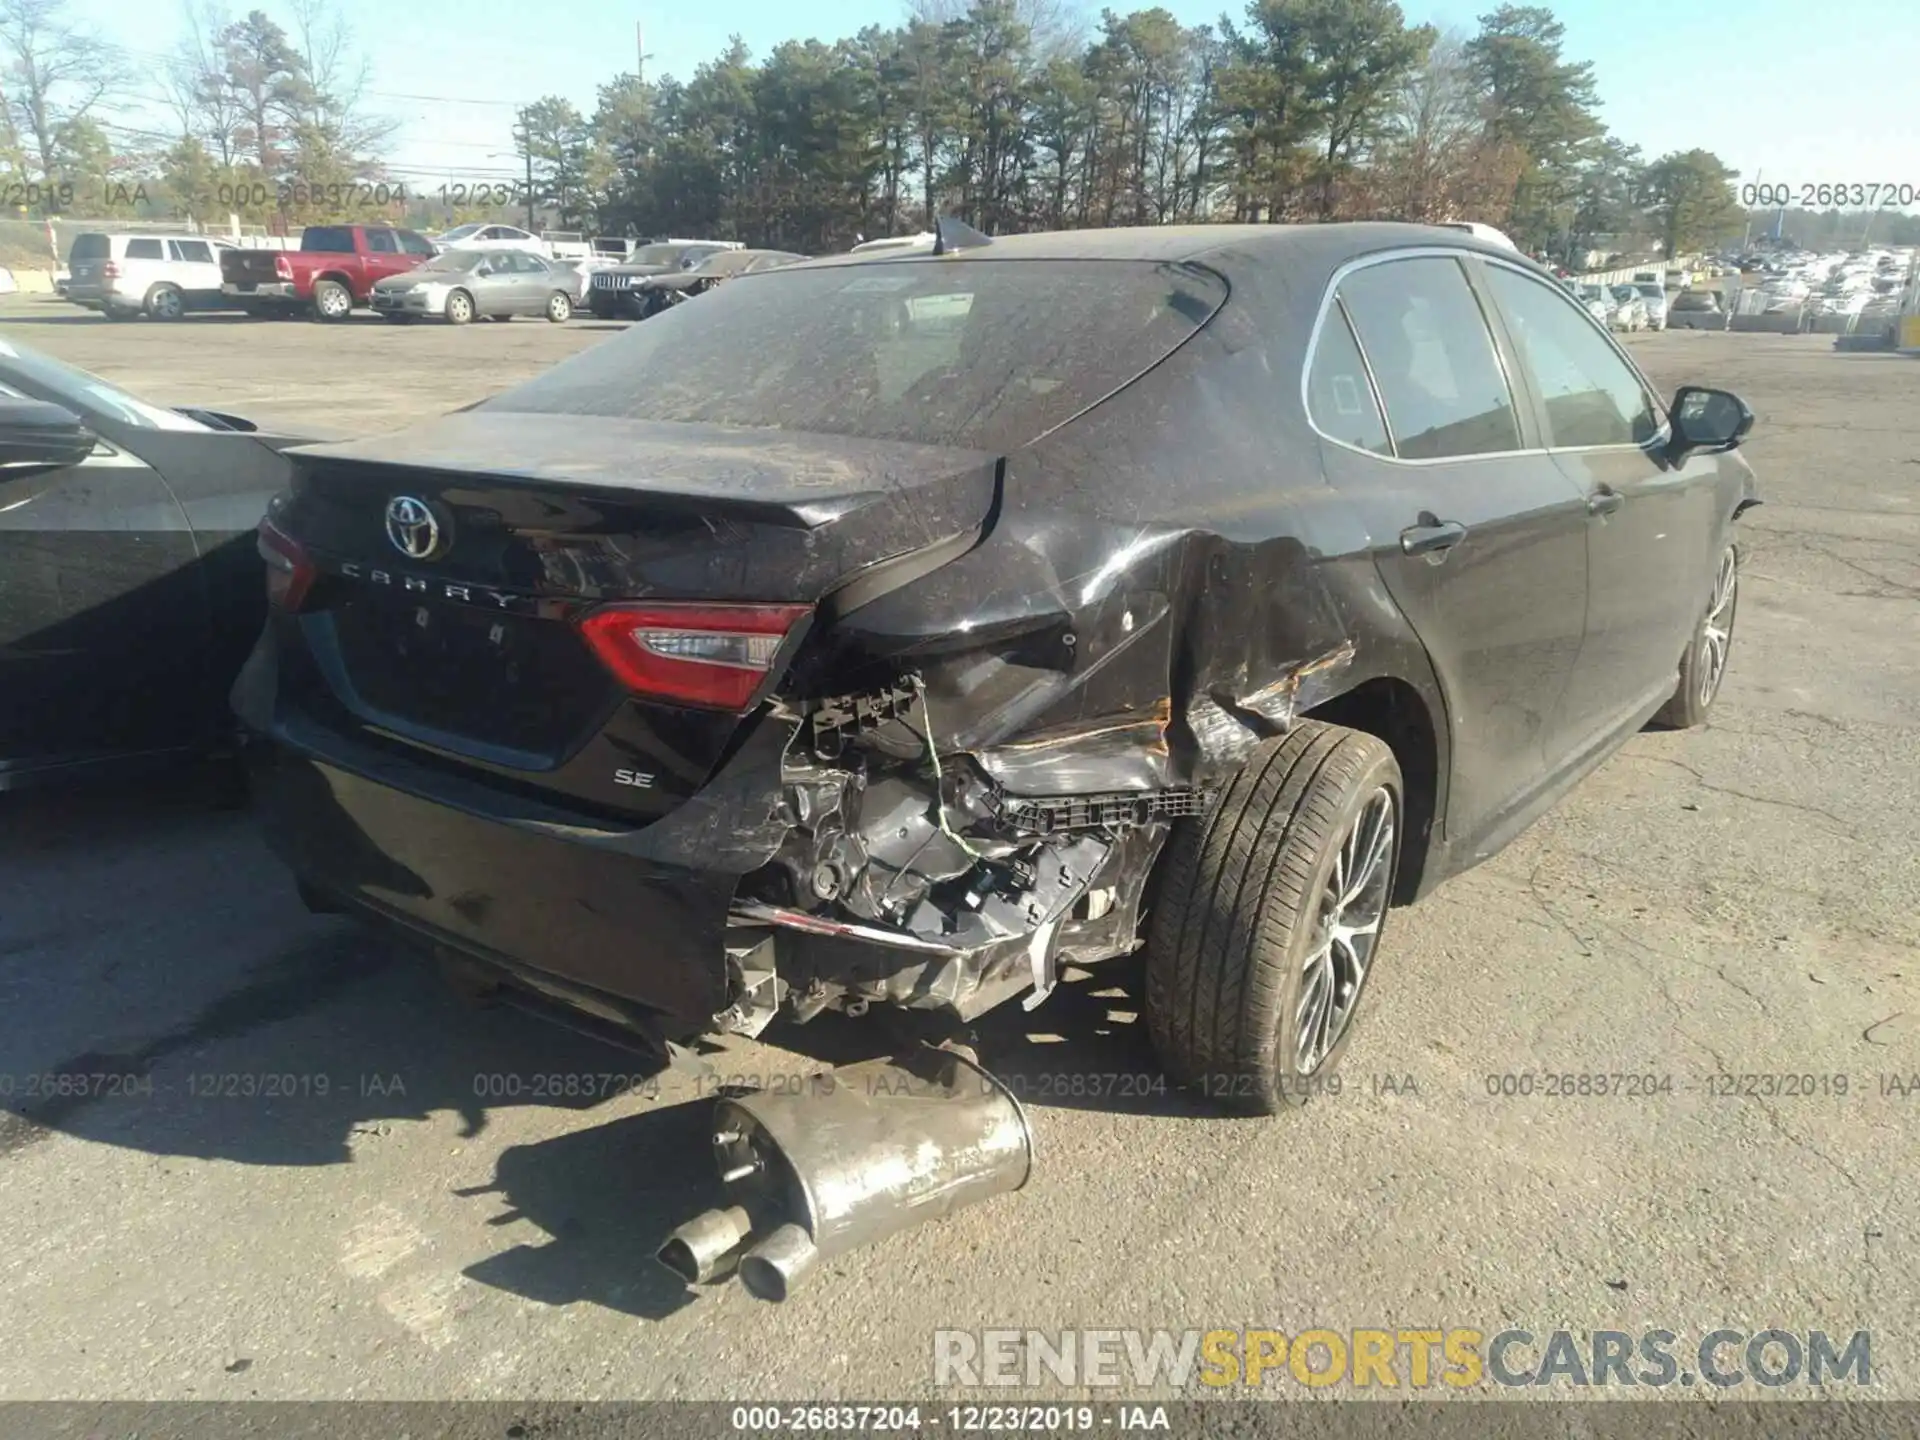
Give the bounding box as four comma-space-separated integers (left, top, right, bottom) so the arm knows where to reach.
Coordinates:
737, 1222, 818, 1303
656, 1205, 753, 1285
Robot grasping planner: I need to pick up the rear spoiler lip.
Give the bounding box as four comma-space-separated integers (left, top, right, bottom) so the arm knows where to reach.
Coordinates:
286, 415, 1005, 532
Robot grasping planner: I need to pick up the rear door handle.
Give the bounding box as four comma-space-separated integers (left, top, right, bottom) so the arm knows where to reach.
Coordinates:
1587, 487, 1625, 517
1400, 518, 1468, 556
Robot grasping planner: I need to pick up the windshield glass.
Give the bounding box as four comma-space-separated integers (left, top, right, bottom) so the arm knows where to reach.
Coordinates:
484, 257, 1226, 451
628, 244, 687, 266
416, 251, 483, 274
0, 336, 209, 431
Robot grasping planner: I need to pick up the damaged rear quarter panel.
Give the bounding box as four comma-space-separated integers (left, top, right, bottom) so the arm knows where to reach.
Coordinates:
826, 242, 1449, 798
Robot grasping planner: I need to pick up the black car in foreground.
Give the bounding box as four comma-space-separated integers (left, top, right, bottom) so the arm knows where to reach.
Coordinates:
241, 220, 1758, 1096
0, 338, 297, 790
237, 223, 1757, 1288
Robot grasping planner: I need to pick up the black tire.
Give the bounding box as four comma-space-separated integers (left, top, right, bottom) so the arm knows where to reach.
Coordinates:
545, 290, 572, 322
1145, 721, 1403, 1116
1653, 542, 1738, 729
145, 283, 185, 320
311, 279, 352, 322
445, 289, 474, 325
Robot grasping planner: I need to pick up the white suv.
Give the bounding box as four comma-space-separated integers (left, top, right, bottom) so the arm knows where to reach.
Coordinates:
67, 233, 235, 320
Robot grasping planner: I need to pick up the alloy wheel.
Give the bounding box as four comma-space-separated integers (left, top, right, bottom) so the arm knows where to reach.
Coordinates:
1293, 786, 1396, 1074
1699, 546, 1738, 707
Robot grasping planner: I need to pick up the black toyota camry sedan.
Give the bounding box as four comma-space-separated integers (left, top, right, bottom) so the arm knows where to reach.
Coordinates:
0, 338, 298, 790
237, 222, 1759, 1112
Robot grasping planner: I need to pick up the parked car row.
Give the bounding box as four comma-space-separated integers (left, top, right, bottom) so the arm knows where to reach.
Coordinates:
56, 225, 755, 326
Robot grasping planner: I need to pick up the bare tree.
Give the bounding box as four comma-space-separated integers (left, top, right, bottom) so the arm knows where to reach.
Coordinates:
0, 0, 124, 179
160, 0, 242, 159
286, 0, 393, 159
1366, 31, 1516, 223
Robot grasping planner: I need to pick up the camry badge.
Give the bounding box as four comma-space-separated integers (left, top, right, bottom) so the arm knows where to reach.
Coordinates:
385, 495, 447, 560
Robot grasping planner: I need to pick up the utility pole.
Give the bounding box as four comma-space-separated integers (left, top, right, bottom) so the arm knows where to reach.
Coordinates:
637, 22, 645, 84
517, 108, 535, 230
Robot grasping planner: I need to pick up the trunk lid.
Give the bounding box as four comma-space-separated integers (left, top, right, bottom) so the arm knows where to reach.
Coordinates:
275, 413, 998, 814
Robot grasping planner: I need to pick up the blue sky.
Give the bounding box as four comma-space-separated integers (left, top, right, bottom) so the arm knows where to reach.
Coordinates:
89, 0, 1919, 204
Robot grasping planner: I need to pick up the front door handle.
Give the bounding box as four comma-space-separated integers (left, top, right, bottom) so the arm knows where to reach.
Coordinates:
1400, 518, 1468, 557
1587, 487, 1625, 517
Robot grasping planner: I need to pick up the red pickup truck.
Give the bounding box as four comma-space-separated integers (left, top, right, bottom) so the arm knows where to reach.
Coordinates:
221, 223, 436, 320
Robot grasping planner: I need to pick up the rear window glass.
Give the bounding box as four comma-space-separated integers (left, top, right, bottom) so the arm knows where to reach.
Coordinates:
302, 226, 356, 252
485, 259, 1225, 450
70, 234, 109, 260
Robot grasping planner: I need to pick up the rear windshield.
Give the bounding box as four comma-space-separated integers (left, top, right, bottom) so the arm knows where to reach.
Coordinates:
70, 234, 109, 261
484, 258, 1226, 450
301, 226, 356, 252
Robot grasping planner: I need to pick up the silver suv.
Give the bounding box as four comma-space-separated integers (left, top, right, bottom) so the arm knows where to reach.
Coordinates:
66, 233, 235, 320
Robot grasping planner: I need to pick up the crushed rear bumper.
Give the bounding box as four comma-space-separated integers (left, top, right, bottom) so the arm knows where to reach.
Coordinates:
247, 739, 737, 1037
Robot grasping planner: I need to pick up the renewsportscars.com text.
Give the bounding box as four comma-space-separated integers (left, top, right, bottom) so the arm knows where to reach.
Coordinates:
933, 1327, 1872, 1390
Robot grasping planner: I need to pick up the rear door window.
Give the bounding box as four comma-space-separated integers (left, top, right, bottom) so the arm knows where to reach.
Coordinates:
1337, 256, 1522, 460
301, 226, 356, 252
1306, 301, 1392, 456
485, 258, 1227, 452
125, 238, 163, 260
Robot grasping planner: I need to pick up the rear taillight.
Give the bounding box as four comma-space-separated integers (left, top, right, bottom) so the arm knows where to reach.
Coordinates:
257, 517, 316, 612
274, 254, 293, 280
101, 261, 120, 279
576, 603, 811, 711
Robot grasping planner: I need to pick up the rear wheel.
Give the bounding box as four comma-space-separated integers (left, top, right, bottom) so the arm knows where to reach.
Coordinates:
445, 289, 474, 325
1144, 721, 1402, 1115
1653, 542, 1738, 729
145, 283, 185, 320
545, 290, 572, 322
312, 279, 352, 322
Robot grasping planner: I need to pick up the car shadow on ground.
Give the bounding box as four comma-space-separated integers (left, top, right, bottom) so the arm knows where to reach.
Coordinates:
0, 311, 304, 326
0, 772, 1206, 1320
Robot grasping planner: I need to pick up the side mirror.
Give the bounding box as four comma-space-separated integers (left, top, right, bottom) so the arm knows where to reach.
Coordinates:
1668, 386, 1753, 461
0, 397, 95, 476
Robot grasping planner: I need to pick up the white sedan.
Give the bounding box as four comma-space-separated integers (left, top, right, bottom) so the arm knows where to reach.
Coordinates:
430, 223, 551, 258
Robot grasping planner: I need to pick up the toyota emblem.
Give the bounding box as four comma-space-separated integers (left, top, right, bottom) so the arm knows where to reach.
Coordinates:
384, 495, 447, 560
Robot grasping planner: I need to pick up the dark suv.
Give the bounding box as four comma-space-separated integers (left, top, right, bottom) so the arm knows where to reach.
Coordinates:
237, 223, 1757, 1113
584, 241, 737, 319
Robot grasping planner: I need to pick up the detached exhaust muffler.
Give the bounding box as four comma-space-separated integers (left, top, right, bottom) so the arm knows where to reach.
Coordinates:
656, 1046, 1033, 1302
